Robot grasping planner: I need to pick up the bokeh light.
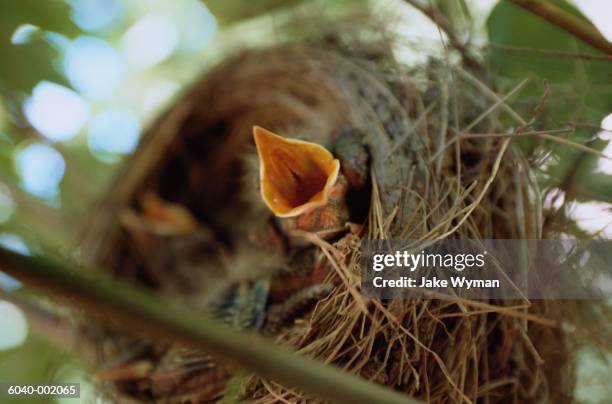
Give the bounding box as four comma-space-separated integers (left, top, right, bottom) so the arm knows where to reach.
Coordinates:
179, 1, 217, 52
570, 201, 612, 237
64, 36, 124, 100
595, 113, 612, 174
569, 114, 612, 228
0, 233, 30, 291
44, 32, 71, 51
121, 14, 179, 69
0, 301, 28, 350
0, 233, 30, 256
23, 81, 90, 142
15, 143, 66, 199
88, 108, 141, 162
68, 0, 123, 32
572, 0, 612, 42
596, 137, 612, 174
0, 272, 21, 291
10, 24, 41, 45
601, 113, 612, 133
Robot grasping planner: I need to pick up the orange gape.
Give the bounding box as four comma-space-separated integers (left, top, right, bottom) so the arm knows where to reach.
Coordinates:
253, 126, 340, 217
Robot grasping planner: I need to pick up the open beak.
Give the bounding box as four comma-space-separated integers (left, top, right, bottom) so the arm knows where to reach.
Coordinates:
253, 126, 340, 218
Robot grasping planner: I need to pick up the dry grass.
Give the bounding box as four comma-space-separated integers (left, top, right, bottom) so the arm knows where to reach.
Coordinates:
238, 41, 575, 403
78, 19, 601, 404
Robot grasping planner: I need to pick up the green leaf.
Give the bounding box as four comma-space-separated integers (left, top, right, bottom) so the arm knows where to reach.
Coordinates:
487, 0, 610, 85
574, 173, 612, 204
0, 0, 80, 95
486, 0, 612, 203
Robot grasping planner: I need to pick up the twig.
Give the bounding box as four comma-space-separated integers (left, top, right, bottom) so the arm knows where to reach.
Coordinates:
462, 78, 529, 132
487, 43, 612, 62
402, 0, 481, 70
509, 0, 612, 55
460, 128, 572, 138
567, 122, 612, 132
453, 66, 527, 126
0, 247, 419, 404
430, 78, 529, 161
530, 80, 549, 122
435, 136, 511, 240
387, 102, 436, 156
435, 73, 450, 174
459, 129, 612, 160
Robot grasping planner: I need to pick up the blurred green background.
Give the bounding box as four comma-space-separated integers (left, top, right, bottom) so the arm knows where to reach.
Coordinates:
0, 0, 610, 402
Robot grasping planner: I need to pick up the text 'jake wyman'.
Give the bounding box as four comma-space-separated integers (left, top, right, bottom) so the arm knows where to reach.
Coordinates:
370, 250, 501, 289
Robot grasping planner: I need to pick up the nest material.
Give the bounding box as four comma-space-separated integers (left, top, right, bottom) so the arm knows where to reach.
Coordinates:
81, 28, 577, 403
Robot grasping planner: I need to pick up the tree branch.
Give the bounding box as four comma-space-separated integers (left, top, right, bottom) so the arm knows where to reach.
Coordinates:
487, 43, 612, 62
509, 0, 612, 55
0, 246, 418, 404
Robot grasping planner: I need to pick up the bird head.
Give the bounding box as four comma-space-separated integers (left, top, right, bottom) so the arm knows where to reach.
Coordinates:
253, 126, 349, 234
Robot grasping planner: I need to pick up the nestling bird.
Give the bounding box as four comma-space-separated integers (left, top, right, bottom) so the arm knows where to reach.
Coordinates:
252, 125, 369, 238
102, 124, 369, 401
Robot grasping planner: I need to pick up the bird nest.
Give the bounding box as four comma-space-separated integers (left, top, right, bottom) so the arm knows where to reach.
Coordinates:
80, 25, 579, 403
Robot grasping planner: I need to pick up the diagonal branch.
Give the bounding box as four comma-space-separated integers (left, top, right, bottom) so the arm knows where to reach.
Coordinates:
0, 246, 418, 404
509, 0, 612, 55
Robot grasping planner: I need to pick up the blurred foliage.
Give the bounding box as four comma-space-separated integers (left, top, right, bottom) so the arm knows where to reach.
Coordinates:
0, 0, 79, 96
574, 173, 612, 204
0, 0, 83, 230
205, 0, 305, 23
0, 333, 82, 404
486, 0, 612, 205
